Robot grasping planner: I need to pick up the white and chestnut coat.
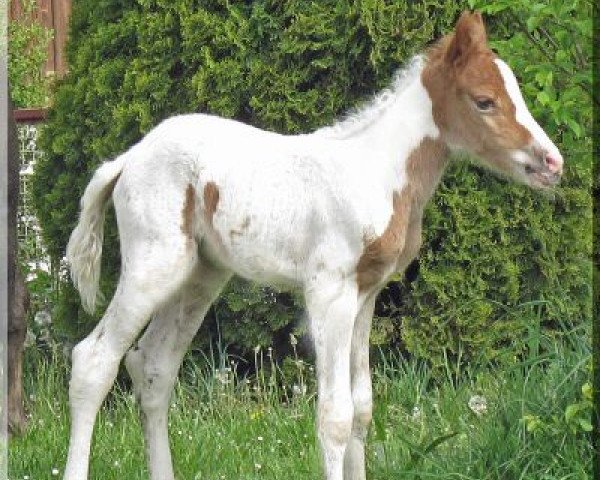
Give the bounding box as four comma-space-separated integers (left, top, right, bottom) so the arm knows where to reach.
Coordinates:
63, 11, 563, 480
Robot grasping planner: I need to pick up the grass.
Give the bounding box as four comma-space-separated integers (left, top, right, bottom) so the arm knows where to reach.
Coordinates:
9, 323, 593, 480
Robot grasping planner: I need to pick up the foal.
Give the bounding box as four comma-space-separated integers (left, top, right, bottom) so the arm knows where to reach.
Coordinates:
63, 12, 562, 480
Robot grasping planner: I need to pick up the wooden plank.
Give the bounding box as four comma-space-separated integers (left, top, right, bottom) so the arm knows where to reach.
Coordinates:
37, 0, 56, 75
9, 0, 23, 21
52, 0, 71, 77
13, 108, 48, 123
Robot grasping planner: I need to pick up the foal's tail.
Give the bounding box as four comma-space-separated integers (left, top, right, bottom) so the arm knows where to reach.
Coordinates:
66, 155, 127, 314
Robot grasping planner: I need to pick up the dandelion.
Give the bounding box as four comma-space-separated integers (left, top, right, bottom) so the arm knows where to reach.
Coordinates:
250, 410, 263, 420
51, 468, 60, 476
215, 367, 231, 385
468, 395, 487, 416
411, 406, 421, 421
292, 384, 307, 397
254, 463, 262, 470
257, 436, 264, 441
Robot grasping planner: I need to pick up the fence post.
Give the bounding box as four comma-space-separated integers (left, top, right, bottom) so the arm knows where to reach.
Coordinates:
8, 96, 30, 437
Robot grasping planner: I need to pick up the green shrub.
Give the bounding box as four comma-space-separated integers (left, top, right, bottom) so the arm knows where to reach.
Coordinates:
31, 0, 592, 368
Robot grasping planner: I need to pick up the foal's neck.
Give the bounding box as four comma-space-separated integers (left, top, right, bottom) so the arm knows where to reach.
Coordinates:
357, 61, 450, 208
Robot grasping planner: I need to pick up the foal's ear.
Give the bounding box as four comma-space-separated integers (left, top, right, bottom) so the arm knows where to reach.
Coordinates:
445, 11, 487, 66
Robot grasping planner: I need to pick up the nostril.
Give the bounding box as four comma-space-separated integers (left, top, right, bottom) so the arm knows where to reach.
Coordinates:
544, 152, 563, 174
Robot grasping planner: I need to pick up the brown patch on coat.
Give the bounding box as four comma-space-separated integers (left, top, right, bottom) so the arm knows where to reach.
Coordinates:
181, 184, 196, 239
203, 181, 220, 226
356, 189, 411, 292
356, 137, 449, 293
406, 137, 449, 207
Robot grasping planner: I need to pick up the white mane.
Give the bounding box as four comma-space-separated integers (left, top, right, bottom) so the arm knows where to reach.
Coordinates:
315, 55, 426, 139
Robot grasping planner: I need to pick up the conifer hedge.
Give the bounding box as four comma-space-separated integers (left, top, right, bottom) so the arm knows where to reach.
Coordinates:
31, 0, 592, 369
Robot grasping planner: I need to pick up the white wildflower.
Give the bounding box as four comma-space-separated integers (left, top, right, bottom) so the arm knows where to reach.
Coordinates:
34, 310, 52, 327
24, 330, 37, 348
292, 384, 307, 397
468, 395, 487, 416
215, 368, 231, 385
411, 405, 422, 421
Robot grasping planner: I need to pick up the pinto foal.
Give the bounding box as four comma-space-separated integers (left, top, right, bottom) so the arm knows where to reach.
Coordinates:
63, 12, 562, 480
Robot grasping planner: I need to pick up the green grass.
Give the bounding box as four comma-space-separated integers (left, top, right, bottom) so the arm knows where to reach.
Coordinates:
9, 323, 593, 479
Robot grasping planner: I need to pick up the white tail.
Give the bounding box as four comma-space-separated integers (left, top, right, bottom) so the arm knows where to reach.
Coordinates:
66, 155, 126, 314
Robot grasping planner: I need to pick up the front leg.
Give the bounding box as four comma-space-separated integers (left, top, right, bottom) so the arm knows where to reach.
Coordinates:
306, 277, 359, 480
344, 295, 376, 480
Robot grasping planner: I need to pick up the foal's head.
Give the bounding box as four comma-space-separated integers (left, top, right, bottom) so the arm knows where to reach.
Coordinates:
423, 11, 563, 188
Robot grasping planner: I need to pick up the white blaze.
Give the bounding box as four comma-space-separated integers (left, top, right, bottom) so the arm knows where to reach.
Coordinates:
494, 58, 562, 163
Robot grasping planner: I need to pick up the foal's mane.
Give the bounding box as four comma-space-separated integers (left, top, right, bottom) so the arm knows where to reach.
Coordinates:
314, 55, 426, 140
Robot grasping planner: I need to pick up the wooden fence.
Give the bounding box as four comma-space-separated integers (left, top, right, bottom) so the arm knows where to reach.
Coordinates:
13, 108, 48, 124
10, 0, 71, 78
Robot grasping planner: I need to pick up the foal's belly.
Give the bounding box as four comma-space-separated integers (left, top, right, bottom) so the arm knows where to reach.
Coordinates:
199, 188, 364, 288
200, 217, 311, 287
198, 189, 320, 286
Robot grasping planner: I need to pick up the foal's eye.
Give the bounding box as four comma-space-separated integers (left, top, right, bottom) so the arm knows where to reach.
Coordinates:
474, 97, 496, 112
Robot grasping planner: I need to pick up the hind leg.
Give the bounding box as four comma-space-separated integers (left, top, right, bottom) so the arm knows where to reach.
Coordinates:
125, 258, 231, 480
63, 237, 198, 480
